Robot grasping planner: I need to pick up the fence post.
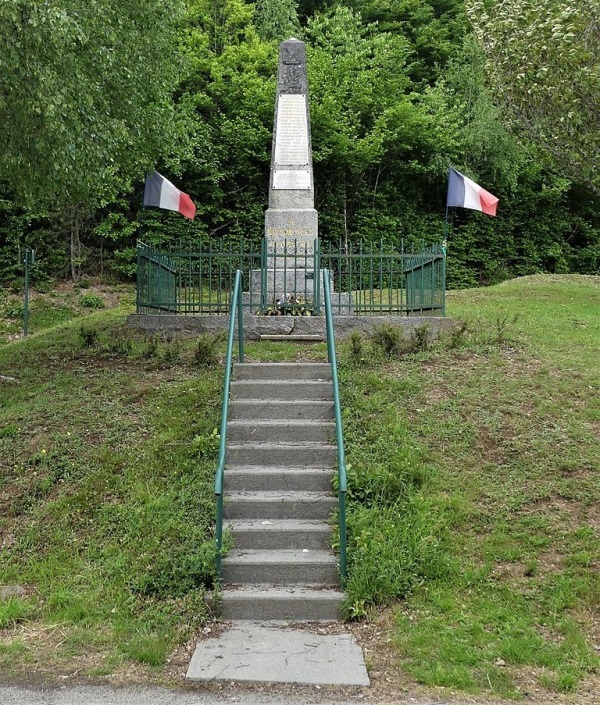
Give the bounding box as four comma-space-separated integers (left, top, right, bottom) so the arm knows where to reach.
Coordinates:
23, 249, 34, 336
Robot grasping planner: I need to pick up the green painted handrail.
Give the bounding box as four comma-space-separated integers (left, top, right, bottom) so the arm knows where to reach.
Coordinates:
322, 269, 347, 587
214, 270, 245, 581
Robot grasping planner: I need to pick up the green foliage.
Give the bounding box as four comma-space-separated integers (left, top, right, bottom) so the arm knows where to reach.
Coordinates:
0, 598, 33, 629
255, 0, 300, 41
467, 0, 600, 194
0, 0, 183, 211
78, 326, 99, 348
192, 332, 225, 367
79, 293, 105, 309
370, 325, 407, 358
0, 0, 598, 287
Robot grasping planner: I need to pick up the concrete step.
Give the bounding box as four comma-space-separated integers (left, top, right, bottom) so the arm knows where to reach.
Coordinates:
225, 466, 332, 493
228, 420, 335, 444
223, 491, 336, 520
221, 550, 338, 585
225, 519, 331, 550
221, 585, 344, 621
231, 380, 332, 401
259, 334, 325, 343
229, 399, 334, 421
233, 362, 331, 381
226, 443, 337, 467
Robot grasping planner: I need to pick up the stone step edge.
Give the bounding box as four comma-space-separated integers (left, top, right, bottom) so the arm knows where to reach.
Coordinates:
224, 549, 337, 564
228, 419, 335, 427
221, 585, 344, 597
224, 465, 334, 473
231, 380, 332, 386
224, 518, 331, 530
227, 442, 337, 449
232, 363, 331, 369
225, 491, 335, 501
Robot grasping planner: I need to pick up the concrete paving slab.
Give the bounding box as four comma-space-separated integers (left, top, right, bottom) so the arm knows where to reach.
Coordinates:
186, 621, 370, 687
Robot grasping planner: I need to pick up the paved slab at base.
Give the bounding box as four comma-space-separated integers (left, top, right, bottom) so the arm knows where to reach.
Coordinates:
186, 621, 370, 687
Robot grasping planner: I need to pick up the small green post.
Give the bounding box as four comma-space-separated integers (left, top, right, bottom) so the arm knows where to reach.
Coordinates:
23, 249, 34, 336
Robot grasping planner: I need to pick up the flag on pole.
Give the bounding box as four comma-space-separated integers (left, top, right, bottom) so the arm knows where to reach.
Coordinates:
143, 171, 196, 220
446, 167, 499, 216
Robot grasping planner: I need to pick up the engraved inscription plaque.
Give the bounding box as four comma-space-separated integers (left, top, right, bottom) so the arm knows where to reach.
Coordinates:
273, 170, 311, 190
274, 94, 309, 166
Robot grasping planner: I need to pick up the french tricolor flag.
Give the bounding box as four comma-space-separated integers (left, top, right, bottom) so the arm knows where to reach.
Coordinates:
143, 171, 197, 220
446, 167, 499, 217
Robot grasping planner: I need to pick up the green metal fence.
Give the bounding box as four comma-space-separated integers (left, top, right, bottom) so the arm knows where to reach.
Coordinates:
136, 239, 445, 316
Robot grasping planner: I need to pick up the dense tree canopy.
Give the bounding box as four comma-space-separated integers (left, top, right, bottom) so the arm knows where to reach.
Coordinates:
466, 0, 600, 194
0, 0, 598, 285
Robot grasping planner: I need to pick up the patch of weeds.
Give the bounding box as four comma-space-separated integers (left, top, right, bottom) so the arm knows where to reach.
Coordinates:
78, 325, 99, 348
161, 335, 182, 365
79, 293, 104, 309
410, 324, 431, 353
493, 311, 519, 345
370, 325, 407, 358
348, 331, 367, 366
0, 423, 19, 438
192, 428, 220, 459
141, 334, 159, 359
4, 303, 24, 319
448, 320, 469, 349
103, 332, 133, 357
76, 276, 92, 289
192, 332, 225, 367
344, 497, 450, 619
0, 598, 33, 628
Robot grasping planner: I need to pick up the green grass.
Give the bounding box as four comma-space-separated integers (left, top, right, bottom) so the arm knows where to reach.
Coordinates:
0, 310, 223, 674
337, 274, 600, 699
1, 273, 598, 697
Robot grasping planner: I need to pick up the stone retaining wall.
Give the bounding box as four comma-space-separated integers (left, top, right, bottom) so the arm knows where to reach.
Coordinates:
127, 313, 455, 340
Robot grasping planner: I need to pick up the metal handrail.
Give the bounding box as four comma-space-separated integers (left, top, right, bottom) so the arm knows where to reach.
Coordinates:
214, 270, 245, 581
322, 269, 347, 587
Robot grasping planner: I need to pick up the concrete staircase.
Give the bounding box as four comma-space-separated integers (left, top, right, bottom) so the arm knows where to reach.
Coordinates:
222, 362, 344, 621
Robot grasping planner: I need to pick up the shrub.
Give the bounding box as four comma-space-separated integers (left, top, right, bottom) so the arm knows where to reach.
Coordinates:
371, 325, 407, 358
79, 293, 104, 309
141, 335, 159, 359
348, 331, 367, 366
410, 324, 431, 353
192, 332, 225, 368
78, 326, 99, 348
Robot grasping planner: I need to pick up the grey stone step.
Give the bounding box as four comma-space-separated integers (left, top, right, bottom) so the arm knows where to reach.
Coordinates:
233, 362, 331, 381
224, 466, 332, 493
226, 443, 337, 467
225, 519, 331, 550
229, 399, 334, 421
221, 586, 344, 621
228, 420, 335, 444
231, 380, 332, 401
259, 335, 325, 342
221, 550, 338, 585
223, 491, 336, 520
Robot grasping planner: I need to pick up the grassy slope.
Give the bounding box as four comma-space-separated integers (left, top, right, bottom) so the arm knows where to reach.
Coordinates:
0, 308, 222, 674
0, 274, 598, 698
338, 274, 599, 699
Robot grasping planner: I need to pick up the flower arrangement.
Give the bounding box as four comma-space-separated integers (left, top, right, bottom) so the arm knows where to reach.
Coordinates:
264, 293, 313, 316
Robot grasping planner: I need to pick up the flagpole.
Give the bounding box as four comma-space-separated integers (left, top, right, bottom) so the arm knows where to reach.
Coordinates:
442, 205, 450, 254
137, 182, 146, 245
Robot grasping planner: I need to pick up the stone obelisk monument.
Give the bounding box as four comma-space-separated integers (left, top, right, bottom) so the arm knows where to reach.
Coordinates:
265, 38, 317, 257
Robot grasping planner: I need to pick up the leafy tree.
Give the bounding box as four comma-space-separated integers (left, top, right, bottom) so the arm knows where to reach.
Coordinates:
0, 0, 184, 277
466, 0, 600, 194
339, 0, 467, 83
254, 0, 300, 41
